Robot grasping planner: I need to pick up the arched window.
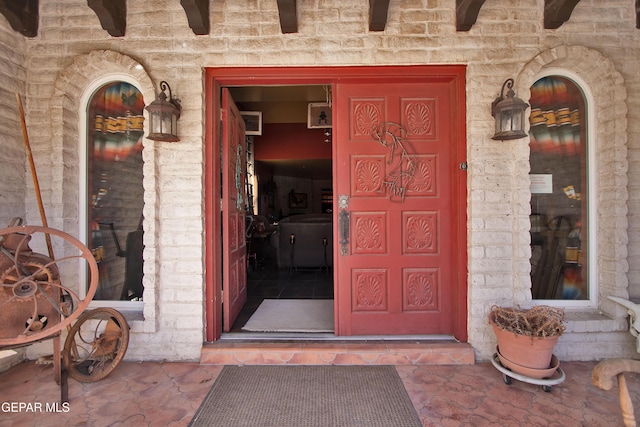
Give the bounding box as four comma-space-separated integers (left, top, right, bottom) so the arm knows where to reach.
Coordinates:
85, 81, 145, 302
529, 75, 590, 301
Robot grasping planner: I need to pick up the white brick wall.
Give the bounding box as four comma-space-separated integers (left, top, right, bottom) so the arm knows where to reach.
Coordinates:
0, 20, 26, 228
0, 0, 638, 361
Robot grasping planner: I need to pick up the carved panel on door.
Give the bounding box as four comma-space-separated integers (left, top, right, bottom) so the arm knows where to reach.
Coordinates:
229, 214, 238, 250
405, 155, 437, 196
352, 212, 387, 255
237, 212, 245, 250
351, 155, 386, 197
352, 269, 388, 312
403, 211, 438, 254
403, 268, 439, 311
228, 157, 234, 196
401, 98, 437, 139
238, 256, 246, 293
350, 99, 386, 141
230, 260, 238, 300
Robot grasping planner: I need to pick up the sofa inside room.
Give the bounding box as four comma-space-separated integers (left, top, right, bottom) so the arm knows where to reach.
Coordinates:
270, 214, 333, 269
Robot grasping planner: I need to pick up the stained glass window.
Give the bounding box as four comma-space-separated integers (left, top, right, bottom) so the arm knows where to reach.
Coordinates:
87, 82, 144, 301
529, 76, 588, 300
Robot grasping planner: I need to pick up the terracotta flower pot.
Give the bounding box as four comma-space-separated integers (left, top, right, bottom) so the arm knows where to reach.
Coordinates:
490, 313, 559, 370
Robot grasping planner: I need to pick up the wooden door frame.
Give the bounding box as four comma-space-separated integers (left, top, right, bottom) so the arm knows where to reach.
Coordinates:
204, 66, 468, 342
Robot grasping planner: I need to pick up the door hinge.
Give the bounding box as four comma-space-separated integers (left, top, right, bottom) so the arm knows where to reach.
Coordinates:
460, 162, 468, 171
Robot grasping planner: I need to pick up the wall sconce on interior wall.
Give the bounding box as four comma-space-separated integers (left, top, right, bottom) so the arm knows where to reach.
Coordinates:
491, 78, 529, 140
145, 81, 181, 142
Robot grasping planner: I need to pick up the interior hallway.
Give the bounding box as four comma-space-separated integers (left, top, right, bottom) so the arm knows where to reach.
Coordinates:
0, 359, 637, 426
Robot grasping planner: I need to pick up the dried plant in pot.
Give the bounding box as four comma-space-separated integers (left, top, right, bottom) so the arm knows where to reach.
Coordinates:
489, 305, 565, 374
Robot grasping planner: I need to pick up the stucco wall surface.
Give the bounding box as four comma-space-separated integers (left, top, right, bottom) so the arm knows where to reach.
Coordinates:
0, 0, 638, 362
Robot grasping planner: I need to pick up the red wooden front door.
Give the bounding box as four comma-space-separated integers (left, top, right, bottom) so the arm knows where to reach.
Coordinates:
221, 88, 247, 331
205, 66, 466, 342
335, 79, 465, 336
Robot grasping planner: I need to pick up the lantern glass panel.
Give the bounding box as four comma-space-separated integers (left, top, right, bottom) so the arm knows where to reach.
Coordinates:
500, 109, 514, 132
512, 110, 523, 132
171, 114, 178, 135
151, 111, 161, 134
161, 111, 172, 135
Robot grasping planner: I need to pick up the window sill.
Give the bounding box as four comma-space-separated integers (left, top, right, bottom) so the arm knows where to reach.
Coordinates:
119, 310, 144, 323
563, 310, 628, 333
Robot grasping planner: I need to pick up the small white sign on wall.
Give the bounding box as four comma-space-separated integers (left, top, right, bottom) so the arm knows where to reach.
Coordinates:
530, 174, 553, 194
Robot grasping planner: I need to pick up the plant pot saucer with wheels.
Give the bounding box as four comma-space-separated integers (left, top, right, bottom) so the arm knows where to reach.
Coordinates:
491, 352, 566, 392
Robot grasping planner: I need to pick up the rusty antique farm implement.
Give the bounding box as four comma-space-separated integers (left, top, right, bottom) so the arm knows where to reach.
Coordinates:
0, 95, 129, 402
0, 221, 130, 400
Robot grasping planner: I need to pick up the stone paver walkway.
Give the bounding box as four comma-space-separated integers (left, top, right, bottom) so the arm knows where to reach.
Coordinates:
0, 360, 638, 426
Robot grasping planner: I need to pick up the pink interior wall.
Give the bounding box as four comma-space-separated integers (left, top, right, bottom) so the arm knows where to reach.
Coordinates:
254, 123, 331, 160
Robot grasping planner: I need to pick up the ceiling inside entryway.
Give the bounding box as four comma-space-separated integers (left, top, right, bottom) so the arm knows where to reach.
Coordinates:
229, 85, 329, 124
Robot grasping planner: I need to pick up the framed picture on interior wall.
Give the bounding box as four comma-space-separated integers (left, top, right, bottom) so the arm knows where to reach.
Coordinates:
289, 192, 307, 209
240, 111, 262, 135
307, 103, 332, 129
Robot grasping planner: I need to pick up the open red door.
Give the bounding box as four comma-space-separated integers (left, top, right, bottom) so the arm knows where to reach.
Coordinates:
221, 88, 247, 331
335, 78, 466, 337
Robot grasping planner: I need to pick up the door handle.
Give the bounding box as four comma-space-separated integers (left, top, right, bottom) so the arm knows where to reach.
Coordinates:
339, 210, 349, 256
338, 195, 350, 256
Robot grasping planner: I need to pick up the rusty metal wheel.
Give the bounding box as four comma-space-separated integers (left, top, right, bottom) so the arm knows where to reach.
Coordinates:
0, 225, 98, 347
62, 307, 129, 382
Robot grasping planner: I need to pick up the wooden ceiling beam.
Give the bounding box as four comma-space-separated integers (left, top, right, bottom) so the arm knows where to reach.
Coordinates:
369, 0, 390, 32
277, 0, 297, 34
0, 0, 38, 37
87, 0, 126, 37
0, 0, 629, 39
456, 0, 486, 31
181, 0, 209, 35
544, 0, 581, 29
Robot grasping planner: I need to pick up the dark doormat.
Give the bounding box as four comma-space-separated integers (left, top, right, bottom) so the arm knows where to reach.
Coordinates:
188, 365, 422, 427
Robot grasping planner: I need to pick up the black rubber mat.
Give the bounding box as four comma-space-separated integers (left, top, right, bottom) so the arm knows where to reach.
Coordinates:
189, 365, 422, 427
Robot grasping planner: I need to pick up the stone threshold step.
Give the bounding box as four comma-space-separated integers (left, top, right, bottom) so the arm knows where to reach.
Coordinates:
200, 341, 475, 365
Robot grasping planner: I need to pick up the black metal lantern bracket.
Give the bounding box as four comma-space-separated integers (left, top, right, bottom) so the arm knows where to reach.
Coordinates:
491, 78, 530, 141
161, 80, 181, 112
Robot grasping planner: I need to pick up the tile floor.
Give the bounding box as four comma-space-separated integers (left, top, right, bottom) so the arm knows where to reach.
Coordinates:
1, 358, 639, 426
231, 263, 333, 332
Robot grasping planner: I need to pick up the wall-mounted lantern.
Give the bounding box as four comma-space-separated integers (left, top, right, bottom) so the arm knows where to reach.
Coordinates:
145, 81, 181, 142
491, 78, 529, 140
